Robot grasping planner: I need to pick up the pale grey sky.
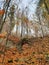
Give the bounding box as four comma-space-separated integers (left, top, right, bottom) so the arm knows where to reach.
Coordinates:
0, 0, 39, 20
0, 0, 44, 36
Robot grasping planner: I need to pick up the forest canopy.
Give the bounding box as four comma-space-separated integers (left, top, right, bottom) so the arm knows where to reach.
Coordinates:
0, 0, 49, 38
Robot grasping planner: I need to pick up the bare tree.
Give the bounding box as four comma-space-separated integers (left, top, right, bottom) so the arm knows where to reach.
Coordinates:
36, 6, 44, 37
0, 0, 11, 32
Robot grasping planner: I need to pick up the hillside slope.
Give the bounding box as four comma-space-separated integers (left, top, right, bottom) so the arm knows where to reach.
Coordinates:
0, 36, 49, 65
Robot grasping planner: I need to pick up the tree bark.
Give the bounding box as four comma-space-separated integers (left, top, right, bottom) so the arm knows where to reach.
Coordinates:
0, 0, 11, 32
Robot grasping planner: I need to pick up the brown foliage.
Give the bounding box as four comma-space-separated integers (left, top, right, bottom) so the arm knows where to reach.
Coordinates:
0, 10, 5, 15
0, 36, 49, 65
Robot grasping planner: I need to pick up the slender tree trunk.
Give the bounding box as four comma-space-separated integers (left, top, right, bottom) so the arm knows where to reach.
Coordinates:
2, 16, 12, 64
0, 0, 11, 33
38, 15, 44, 37
44, 0, 49, 14
16, 21, 18, 36
21, 21, 23, 38
26, 22, 28, 38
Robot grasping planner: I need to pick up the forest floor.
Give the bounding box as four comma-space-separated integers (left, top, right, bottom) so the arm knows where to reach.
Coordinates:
0, 36, 49, 65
